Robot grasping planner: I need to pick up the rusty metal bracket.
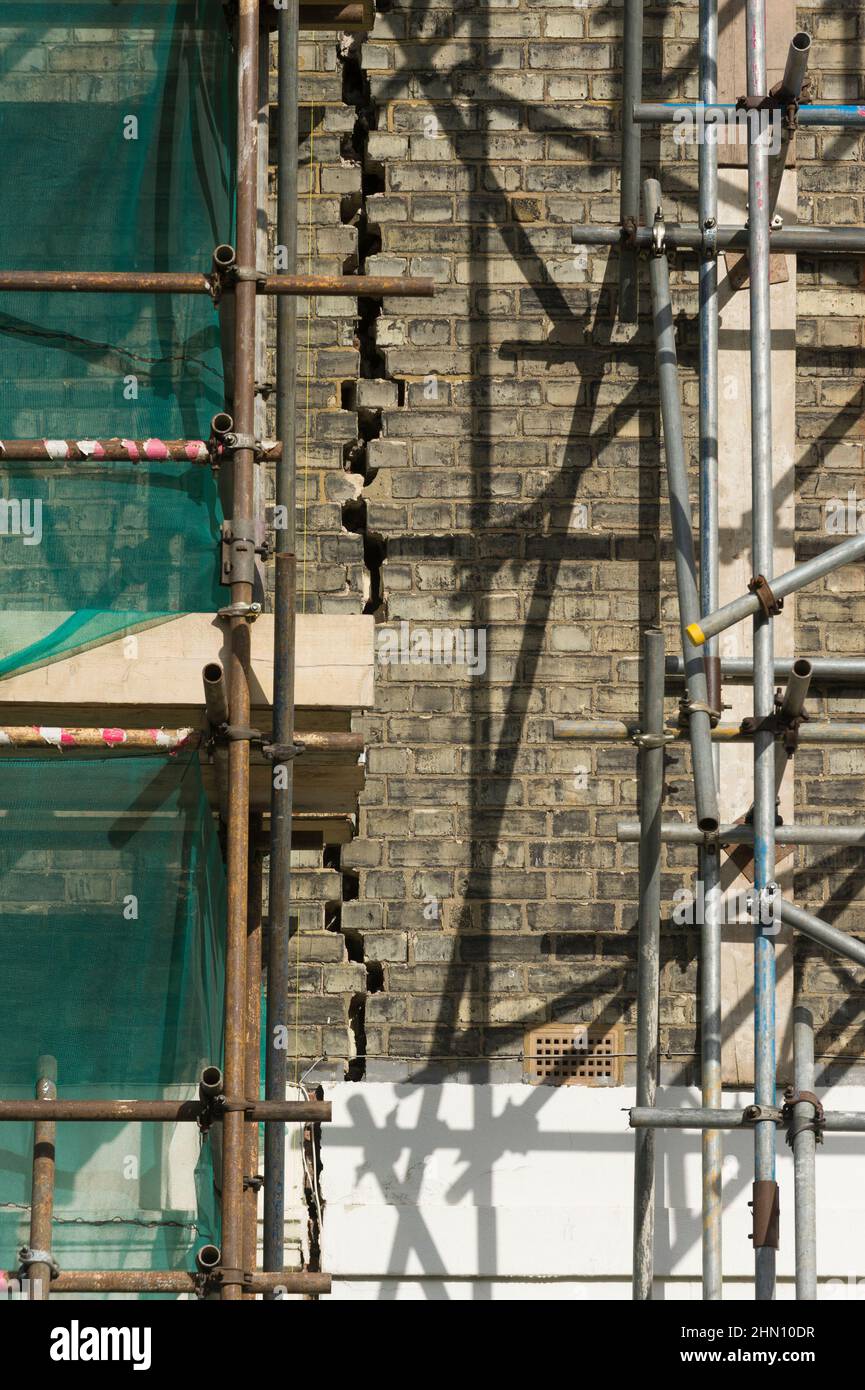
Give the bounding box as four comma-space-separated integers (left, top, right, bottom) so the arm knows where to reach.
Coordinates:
736, 89, 799, 129
213, 1266, 248, 1289
227, 264, 268, 287
775, 690, 809, 757
704, 654, 722, 724
748, 572, 783, 617
739, 705, 808, 754
736, 92, 774, 113
243, 1173, 264, 1193
782, 1086, 825, 1146
220, 519, 258, 586
214, 1095, 256, 1115
218, 726, 264, 747
749, 1180, 780, 1249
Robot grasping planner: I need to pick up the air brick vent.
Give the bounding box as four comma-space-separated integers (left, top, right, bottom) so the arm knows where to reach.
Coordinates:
523, 1025, 623, 1086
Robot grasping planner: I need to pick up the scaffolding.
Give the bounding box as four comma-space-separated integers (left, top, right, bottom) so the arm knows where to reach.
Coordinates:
563, 0, 865, 1301
0, 0, 430, 1300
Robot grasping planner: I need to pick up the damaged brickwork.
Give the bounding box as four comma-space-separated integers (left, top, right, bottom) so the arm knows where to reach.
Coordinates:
279, 2, 865, 1087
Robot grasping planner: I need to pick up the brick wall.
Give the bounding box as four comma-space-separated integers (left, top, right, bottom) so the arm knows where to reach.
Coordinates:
23, 4, 865, 1089
283, 1, 865, 1087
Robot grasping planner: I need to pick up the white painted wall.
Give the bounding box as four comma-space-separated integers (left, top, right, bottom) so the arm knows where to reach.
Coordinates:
308, 1083, 865, 1300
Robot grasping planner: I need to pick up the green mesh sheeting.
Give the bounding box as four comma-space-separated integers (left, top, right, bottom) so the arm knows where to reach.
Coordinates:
0, 755, 226, 1297
0, 1, 234, 674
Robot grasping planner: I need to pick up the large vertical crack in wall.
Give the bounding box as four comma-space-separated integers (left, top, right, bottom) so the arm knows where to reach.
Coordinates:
335, 19, 390, 1080
338, 28, 392, 622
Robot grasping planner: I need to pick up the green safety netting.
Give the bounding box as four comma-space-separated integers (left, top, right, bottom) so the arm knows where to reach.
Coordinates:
0, 754, 226, 1298
0, 0, 234, 675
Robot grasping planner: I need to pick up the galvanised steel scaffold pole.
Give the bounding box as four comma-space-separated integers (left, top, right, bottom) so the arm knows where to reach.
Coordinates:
575, 12, 865, 1305
698, 0, 722, 1302
574, 223, 865, 255
618, 0, 644, 321
665, 656, 865, 682
791, 1006, 818, 1300
633, 101, 865, 130
632, 629, 664, 1301
617, 822, 865, 849
264, 0, 300, 1291
631, 1108, 865, 1133
686, 531, 865, 646
642, 178, 719, 835
773, 898, 865, 971
745, 0, 777, 1303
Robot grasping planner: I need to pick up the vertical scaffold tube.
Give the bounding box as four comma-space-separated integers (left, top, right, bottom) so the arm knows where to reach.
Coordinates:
792, 1006, 818, 1300
619, 0, 644, 320
745, 0, 778, 1305
244, 824, 264, 1299
633, 629, 665, 1300
698, 0, 723, 1302
26, 1056, 57, 1301
642, 178, 719, 834
221, 0, 260, 1300
264, 0, 300, 1290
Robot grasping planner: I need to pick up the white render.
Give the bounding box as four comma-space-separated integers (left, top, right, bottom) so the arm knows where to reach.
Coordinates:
302, 1083, 865, 1300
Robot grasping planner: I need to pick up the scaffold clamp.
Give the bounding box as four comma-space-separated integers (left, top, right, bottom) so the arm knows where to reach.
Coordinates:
18, 1246, 59, 1280
216, 601, 261, 621
677, 695, 722, 726
782, 1086, 825, 1146
748, 572, 784, 617
631, 727, 676, 751
263, 741, 306, 762
742, 1103, 784, 1126
650, 205, 666, 256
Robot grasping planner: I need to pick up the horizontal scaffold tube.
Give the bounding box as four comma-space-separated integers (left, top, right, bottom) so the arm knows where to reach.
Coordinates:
687, 532, 865, 646
573, 223, 865, 255
5, 1269, 331, 1294
0, 271, 434, 298
616, 821, 865, 846
630, 1108, 865, 1132
0, 727, 196, 751
0, 1099, 331, 1123
0, 728, 365, 753
633, 101, 865, 129
0, 438, 280, 463
773, 897, 865, 969
554, 719, 865, 745
665, 656, 865, 682
297, 3, 368, 29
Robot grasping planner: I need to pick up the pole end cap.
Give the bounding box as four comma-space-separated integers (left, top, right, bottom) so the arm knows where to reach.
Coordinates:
686, 622, 706, 646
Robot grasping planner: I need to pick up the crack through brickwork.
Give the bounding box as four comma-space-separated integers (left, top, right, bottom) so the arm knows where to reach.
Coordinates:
338, 26, 392, 621
333, 16, 392, 1080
